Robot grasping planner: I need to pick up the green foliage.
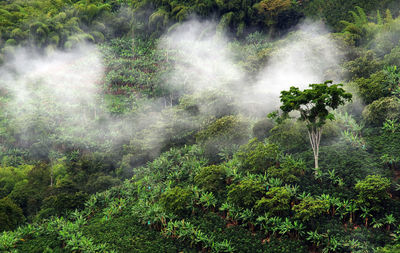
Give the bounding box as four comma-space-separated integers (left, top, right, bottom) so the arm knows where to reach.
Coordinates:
300, 141, 380, 188
376, 244, 400, 253
339, 6, 370, 46
41, 192, 88, 217
268, 119, 309, 153
355, 71, 391, 104
267, 154, 305, 184
362, 96, 400, 126
255, 186, 292, 216
236, 138, 280, 174
252, 118, 275, 140
344, 50, 382, 80
196, 115, 248, 143
194, 165, 226, 195
254, 0, 293, 26
83, 214, 186, 252
280, 81, 352, 129
2, 0, 400, 251
160, 186, 194, 216
301, 0, 394, 32
0, 197, 24, 232
196, 115, 249, 162
355, 175, 391, 212
227, 178, 264, 209
292, 196, 329, 222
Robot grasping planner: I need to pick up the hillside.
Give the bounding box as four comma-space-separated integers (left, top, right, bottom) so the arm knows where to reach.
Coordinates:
1, 0, 400, 252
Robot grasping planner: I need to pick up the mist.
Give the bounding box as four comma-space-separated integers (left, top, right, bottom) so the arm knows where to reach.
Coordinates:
0, 18, 348, 163
160, 19, 345, 117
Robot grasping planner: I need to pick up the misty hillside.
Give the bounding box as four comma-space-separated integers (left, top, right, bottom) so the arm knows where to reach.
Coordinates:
1, 0, 400, 252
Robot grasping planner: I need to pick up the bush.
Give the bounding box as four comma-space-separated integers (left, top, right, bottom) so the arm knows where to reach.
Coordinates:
344, 50, 382, 80
227, 179, 265, 209
268, 120, 309, 153
160, 187, 194, 216
236, 139, 280, 174
363, 97, 400, 126
41, 192, 88, 216
298, 142, 380, 188
194, 165, 226, 194
292, 197, 329, 222
196, 115, 249, 144
355, 174, 391, 212
196, 115, 249, 162
83, 214, 188, 252
255, 186, 292, 216
267, 155, 305, 184
85, 173, 120, 194
0, 197, 25, 232
252, 118, 274, 140
355, 71, 391, 104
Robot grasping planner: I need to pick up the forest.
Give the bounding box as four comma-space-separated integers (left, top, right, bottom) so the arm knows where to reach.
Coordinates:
1, 0, 400, 252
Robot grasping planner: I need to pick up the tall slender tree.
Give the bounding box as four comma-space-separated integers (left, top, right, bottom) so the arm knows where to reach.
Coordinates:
280, 80, 352, 170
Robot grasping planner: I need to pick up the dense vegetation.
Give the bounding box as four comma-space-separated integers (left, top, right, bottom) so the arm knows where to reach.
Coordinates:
1, 0, 400, 252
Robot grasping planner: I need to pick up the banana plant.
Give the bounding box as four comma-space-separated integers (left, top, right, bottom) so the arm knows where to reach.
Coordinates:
322, 236, 341, 253
372, 218, 384, 229
199, 191, 217, 211
292, 220, 305, 239
343, 238, 361, 251
284, 184, 299, 196
267, 177, 283, 188
278, 218, 292, 236
317, 194, 333, 215
306, 230, 324, 250
0, 230, 22, 252
345, 201, 358, 225
268, 216, 283, 236
297, 191, 311, 201
360, 206, 372, 228
239, 208, 255, 231
384, 214, 397, 231
212, 239, 235, 253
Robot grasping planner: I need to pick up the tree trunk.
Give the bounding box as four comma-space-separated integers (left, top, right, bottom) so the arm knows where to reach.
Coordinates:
308, 127, 322, 171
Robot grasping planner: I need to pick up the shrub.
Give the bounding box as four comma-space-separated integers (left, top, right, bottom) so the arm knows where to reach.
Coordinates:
196, 115, 249, 162
299, 142, 381, 189
236, 139, 280, 174
355, 175, 391, 212
355, 71, 390, 104
0, 197, 25, 232
160, 187, 194, 216
41, 192, 88, 216
227, 179, 264, 209
268, 120, 309, 153
267, 155, 305, 184
252, 118, 274, 140
344, 50, 382, 80
362, 97, 400, 126
85, 173, 120, 194
196, 115, 249, 144
292, 197, 329, 222
255, 186, 292, 216
194, 165, 226, 194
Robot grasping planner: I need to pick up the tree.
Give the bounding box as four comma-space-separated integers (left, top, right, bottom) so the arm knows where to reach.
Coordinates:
355, 175, 391, 212
280, 80, 352, 170
0, 197, 25, 232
